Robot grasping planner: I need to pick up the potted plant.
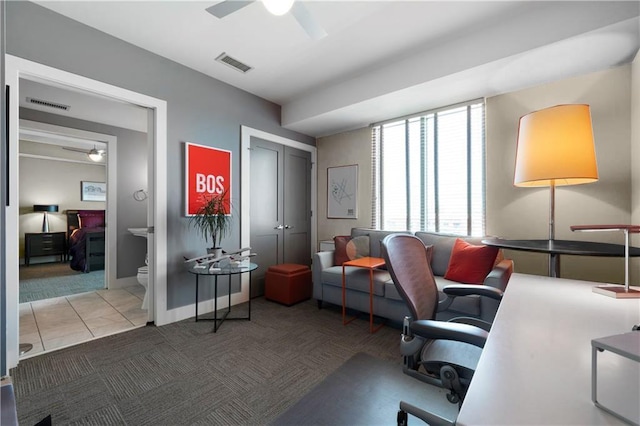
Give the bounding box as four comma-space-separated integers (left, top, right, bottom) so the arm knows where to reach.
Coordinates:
189, 189, 233, 258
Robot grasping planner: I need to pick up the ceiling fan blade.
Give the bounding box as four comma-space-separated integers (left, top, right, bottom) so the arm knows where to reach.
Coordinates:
206, 0, 255, 19
290, 2, 327, 40
62, 146, 90, 154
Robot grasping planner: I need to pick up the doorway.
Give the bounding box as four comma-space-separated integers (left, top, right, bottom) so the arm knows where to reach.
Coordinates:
5, 54, 168, 370
240, 126, 317, 299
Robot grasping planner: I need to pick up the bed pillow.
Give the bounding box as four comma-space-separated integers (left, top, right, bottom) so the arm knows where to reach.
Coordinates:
78, 210, 105, 229
444, 238, 499, 284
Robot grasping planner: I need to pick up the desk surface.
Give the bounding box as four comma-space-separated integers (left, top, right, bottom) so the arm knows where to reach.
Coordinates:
482, 238, 640, 257
457, 273, 640, 425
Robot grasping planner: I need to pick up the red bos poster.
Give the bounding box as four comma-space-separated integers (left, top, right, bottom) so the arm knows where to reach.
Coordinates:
185, 142, 232, 216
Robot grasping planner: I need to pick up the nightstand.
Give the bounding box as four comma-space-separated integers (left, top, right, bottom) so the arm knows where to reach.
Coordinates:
24, 232, 67, 266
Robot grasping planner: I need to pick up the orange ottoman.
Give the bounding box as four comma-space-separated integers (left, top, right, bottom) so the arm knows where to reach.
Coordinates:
265, 264, 312, 306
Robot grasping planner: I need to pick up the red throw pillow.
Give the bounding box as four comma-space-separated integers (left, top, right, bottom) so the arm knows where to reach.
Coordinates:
444, 238, 499, 284
333, 236, 351, 265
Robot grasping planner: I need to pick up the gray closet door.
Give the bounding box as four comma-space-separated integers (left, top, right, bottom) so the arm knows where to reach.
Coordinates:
250, 137, 311, 297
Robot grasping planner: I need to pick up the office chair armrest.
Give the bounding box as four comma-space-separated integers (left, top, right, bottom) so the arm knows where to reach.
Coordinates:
410, 319, 489, 348
443, 284, 503, 301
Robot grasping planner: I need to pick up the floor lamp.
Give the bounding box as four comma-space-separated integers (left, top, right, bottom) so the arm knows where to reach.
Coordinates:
513, 104, 599, 277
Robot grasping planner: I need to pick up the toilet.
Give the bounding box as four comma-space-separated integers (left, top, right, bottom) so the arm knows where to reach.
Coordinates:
137, 265, 149, 310
129, 227, 150, 310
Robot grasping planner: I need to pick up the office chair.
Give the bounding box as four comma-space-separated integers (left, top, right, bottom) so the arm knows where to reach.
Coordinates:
381, 234, 504, 426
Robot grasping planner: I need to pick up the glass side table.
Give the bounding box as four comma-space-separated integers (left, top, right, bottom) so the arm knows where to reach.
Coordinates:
187, 262, 257, 332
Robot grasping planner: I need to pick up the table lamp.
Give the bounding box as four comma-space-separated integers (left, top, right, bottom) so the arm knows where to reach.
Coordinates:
33, 204, 58, 233
514, 104, 599, 276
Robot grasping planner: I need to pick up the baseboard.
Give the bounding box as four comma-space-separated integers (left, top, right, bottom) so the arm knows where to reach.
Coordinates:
162, 291, 250, 324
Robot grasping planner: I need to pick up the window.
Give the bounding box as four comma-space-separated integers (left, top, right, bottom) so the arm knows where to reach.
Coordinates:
372, 100, 485, 236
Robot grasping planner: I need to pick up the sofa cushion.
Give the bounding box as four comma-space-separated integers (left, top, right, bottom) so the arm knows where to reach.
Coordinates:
385, 276, 481, 317
436, 277, 481, 316
333, 235, 351, 265
321, 266, 389, 296
351, 228, 410, 259
414, 232, 485, 276
444, 238, 499, 284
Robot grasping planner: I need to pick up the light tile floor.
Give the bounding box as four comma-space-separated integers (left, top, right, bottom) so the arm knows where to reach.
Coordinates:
19, 284, 148, 359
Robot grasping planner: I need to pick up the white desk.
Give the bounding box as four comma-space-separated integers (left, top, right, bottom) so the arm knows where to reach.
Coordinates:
457, 273, 640, 425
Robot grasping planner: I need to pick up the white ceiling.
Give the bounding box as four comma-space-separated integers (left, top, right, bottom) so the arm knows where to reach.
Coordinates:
28, 0, 640, 138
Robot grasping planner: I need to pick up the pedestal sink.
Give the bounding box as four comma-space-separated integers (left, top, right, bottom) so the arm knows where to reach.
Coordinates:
128, 227, 148, 238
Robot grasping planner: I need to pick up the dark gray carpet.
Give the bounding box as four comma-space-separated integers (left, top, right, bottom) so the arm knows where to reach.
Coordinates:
19, 263, 104, 303
10, 298, 457, 425
273, 352, 457, 426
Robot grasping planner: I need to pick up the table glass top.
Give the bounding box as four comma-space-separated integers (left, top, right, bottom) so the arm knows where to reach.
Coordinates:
188, 262, 258, 275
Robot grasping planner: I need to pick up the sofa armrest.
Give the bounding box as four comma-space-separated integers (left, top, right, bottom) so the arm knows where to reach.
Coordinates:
483, 259, 514, 291
312, 251, 335, 300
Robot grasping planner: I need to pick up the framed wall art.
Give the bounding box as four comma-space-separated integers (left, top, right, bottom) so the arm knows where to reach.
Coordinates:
327, 164, 358, 219
80, 181, 106, 202
184, 142, 232, 216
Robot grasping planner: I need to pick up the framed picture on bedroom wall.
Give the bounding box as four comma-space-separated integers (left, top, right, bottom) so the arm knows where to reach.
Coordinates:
81, 181, 106, 202
327, 164, 358, 219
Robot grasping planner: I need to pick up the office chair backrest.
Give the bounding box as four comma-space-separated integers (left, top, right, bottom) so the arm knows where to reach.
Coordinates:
382, 234, 438, 321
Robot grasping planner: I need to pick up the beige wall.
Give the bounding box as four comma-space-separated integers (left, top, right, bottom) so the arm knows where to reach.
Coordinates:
318, 64, 635, 284
488, 64, 632, 283
316, 127, 373, 246
631, 53, 640, 235
631, 53, 640, 278
19, 152, 106, 258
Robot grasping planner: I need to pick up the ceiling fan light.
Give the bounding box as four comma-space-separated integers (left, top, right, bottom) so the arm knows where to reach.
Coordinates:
88, 148, 104, 162
262, 0, 294, 16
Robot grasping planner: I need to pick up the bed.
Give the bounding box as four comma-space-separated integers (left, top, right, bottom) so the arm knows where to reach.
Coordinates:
66, 209, 106, 273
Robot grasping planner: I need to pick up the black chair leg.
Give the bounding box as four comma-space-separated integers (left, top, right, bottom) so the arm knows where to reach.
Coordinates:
397, 409, 408, 426
317, 300, 323, 309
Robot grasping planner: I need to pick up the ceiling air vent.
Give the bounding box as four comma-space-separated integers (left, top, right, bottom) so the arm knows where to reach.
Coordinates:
26, 97, 71, 111
215, 52, 253, 74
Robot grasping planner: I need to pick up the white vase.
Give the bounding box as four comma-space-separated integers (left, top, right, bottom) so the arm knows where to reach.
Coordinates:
207, 247, 223, 258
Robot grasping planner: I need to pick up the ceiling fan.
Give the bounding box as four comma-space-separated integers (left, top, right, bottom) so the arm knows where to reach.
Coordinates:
206, 0, 327, 40
62, 146, 107, 162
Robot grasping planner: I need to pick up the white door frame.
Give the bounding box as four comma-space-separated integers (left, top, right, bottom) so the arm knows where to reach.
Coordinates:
19, 120, 118, 289
5, 55, 169, 369
240, 126, 317, 301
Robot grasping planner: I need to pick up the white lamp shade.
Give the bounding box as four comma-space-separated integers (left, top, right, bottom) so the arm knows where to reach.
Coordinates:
514, 104, 598, 187
262, 0, 294, 16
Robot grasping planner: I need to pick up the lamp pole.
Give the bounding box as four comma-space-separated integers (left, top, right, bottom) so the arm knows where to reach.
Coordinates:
549, 182, 559, 277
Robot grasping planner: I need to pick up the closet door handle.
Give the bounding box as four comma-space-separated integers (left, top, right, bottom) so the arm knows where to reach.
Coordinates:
274, 224, 284, 230
285, 225, 294, 230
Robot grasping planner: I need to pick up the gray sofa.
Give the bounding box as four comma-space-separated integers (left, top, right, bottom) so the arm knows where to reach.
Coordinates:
312, 228, 514, 324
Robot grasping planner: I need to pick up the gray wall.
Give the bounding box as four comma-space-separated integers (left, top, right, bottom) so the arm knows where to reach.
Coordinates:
7, 1, 315, 309
20, 108, 147, 278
